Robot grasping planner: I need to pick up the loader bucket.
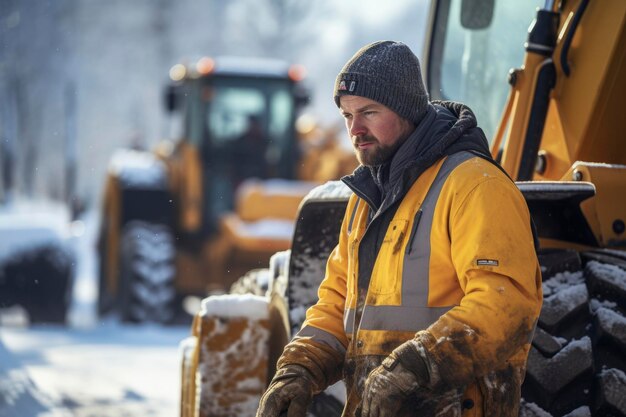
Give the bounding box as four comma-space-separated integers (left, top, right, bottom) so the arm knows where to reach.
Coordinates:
193, 295, 270, 417
286, 183, 351, 335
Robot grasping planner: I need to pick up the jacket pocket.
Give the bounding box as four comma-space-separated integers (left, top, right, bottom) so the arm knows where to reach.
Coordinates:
370, 219, 409, 296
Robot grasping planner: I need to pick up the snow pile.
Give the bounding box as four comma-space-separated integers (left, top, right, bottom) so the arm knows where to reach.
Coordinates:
2, 322, 188, 417
200, 294, 269, 320
0, 369, 70, 417
597, 368, 626, 411
0, 200, 76, 325
595, 307, 626, 341
554, 335, 568, 346
196, 295, 270, 416
230, 218, 295, 240
542, 270, 584, 297
575, 162, 626, 169
230, 269, 272, 297
0, 305, 29, 327
304, 180, 352, 201
590, 298, 617, 312
539, 283, 588, 327
527, 337, 593, 392
599, 367, 626, 384
0, 341, 71, 417
269, 267, 288, 299
179, 336, 197, 363
267, 251, 290, 297
0, 200, 73, 265
561, 336, 593, 356
586, 260, 626, 292
108, 149, 167, 189
255, 269, 270, 291
237, 178, 319, 197
519, 400, 552, 417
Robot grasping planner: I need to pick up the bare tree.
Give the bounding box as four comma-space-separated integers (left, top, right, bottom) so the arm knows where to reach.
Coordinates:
218, 0, 327, 61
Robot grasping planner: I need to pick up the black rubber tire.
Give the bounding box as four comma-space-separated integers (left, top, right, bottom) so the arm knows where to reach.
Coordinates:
96, 218, 116, 317
229, 268, 270, 296
521, 248, 626, 416
118, 221, 176, 323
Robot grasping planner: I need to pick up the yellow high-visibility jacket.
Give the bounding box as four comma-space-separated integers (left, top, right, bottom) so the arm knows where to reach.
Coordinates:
280, 150, 543, 416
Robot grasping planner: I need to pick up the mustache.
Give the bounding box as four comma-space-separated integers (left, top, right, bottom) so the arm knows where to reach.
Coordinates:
353, 135, 378, 145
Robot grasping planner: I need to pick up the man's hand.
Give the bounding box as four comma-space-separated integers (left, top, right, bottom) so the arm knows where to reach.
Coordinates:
256, 365, 315, 417
360, 355, 420, 417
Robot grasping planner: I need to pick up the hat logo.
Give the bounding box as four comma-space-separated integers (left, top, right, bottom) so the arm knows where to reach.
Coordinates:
339, 80, 357, 92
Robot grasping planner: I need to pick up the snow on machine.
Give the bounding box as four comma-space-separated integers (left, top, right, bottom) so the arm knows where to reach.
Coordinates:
0, 201, 76, 324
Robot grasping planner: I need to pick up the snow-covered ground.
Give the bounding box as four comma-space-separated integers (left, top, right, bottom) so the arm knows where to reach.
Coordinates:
0, 322, 189, 417
0, 207, 190, 417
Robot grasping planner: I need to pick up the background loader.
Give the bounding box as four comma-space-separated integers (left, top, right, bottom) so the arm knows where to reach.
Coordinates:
180, 0, 626, 416
0, 201, 76, 325
97, 56, 357, 324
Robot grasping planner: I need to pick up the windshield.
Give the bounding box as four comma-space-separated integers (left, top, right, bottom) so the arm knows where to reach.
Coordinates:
428, 0, 542, 141
204, 77, 294, 155
194, 76, 297, 227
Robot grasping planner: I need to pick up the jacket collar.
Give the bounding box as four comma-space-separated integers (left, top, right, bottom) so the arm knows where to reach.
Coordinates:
342, 101, 490, 219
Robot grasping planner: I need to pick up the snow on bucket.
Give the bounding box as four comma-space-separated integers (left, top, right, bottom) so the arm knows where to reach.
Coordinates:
195, 294, 270, 417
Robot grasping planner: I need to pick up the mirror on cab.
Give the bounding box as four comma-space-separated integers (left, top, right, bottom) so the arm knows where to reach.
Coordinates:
461, 0, 494, 30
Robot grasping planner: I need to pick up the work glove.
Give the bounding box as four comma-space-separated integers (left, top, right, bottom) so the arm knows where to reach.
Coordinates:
360, 341, 429, 417
256, 364, 315, 417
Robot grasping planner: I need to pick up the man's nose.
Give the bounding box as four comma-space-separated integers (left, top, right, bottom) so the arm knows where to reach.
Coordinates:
349, 116, 367, 137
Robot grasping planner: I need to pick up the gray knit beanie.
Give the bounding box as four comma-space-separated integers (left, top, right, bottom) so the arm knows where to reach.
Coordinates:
334, 40, 429, 124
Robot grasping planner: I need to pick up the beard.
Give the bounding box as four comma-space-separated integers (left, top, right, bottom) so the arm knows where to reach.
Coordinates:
353, 135, 405, 167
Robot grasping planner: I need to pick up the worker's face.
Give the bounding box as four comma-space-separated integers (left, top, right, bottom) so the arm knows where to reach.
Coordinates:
340, 95, 414, 167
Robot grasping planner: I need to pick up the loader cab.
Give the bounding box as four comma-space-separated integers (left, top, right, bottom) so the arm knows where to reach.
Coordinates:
424, 0, 542, 142
166, 57, 309, 234
425, 0, 626, 249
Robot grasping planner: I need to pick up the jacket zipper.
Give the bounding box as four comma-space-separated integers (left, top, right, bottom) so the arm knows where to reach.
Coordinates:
406, 209, 423, 255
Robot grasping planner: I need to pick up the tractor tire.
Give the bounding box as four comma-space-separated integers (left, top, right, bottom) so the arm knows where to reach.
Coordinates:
229, 268, 270, 296
118, 221, 176, 323
521, 248, 626, 416
96, 218, 116, 317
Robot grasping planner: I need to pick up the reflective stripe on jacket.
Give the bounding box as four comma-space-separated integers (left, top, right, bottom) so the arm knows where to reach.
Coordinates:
295, 152, 543, 416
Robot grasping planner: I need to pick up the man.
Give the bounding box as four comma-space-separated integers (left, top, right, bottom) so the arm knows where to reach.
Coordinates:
257, 41, 542, 417
232, 114, 268, 184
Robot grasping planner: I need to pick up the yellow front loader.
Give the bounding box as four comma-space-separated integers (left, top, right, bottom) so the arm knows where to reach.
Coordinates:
97, 56, 357, 324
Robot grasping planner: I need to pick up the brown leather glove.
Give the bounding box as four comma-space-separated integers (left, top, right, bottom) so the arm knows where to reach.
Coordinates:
360, 342, 429, 417
256, 364, 316, 417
